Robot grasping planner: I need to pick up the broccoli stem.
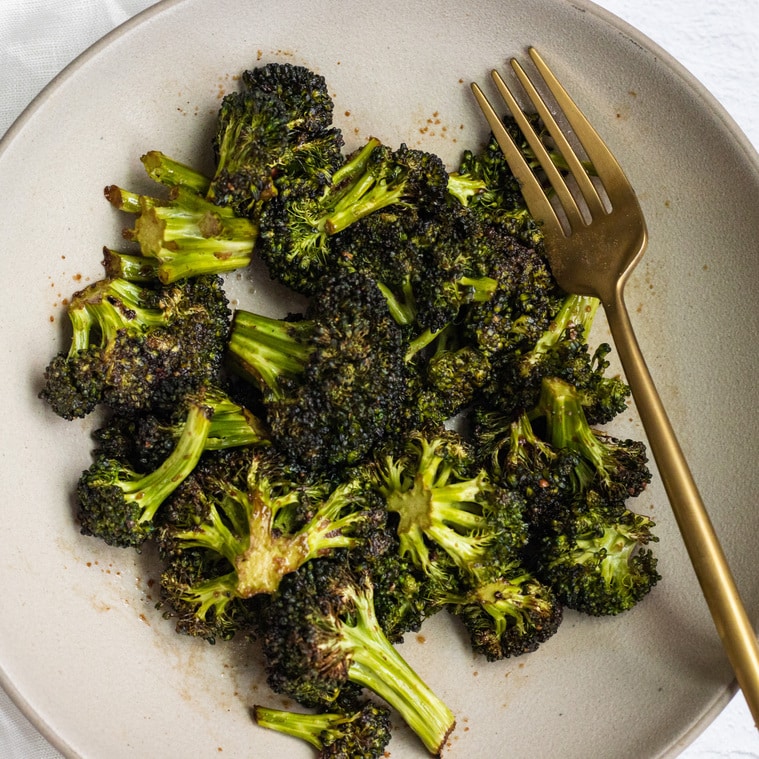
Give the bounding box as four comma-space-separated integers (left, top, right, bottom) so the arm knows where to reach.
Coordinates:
253, 706, 331, 749
227, 309, 316, 398
340, 584, 455, 755
102, 247, 161, 283
122, 402, 213, 522
539, 377, 606, 473
528, 293, 599, 363
140, 150, 211, 195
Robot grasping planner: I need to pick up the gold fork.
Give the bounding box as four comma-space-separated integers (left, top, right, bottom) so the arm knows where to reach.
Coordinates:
472, 47, 759, 726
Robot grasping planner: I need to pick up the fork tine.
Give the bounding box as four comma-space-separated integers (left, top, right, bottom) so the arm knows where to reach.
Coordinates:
525, 47, 630, 207
470, 81, 562, 235
509, 53, 607, 220
488, 69, 586, 232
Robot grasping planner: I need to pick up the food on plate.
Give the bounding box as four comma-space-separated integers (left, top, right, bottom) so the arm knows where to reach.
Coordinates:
39, 61, 660, 755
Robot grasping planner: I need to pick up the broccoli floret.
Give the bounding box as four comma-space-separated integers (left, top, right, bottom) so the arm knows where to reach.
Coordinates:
105, 179, 258, 284
227, 270, 408, 472
259, 553, 456, 755
43, 275, 230, 416
94, 384, 269, 471
533, 498, 660, 616
439, 561, 563, 661
207, 63, 344, 216
462, 235, 564, 366
538, 376, 651, 502
242, 62, 335, 139
483, 292, 630, 424
157, 445, 381, 637
369, 430, 528, 578
474, 408, 594, 528
253, 701, 393, 759
257, 139, 450, 295
76, 394, 213, 548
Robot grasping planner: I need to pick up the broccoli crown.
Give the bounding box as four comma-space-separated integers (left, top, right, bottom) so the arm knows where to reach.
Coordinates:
228, 270, 409, 473
39, 346, 105, 420
370, 430, 528, 578
40, 274, 231, 418
253, 700, 393, 759
450, 117, 548, 249
462, 235, 563, 363
259, 553, 456, 755
241, 62, 335, 140
481, 292, 631, 424
76, 396, 213, 548
533, 499, 660, 616
158, 444, 380, 619
99, 275, 231, 414
256, 139, 450, 295
538, 377, 651, 502
440, 561, 563, 661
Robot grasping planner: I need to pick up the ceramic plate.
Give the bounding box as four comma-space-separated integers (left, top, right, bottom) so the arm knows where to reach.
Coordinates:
2, 0, 758, 756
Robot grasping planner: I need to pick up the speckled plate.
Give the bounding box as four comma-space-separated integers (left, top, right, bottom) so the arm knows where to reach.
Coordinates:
1, 0, 758, 756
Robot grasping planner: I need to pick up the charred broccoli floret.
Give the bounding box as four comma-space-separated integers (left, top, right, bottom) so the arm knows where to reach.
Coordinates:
92, 384, 269, 471
532, 497, 660, 616
483, 292, 630, 424
369, 430, 528, 577
76, 393, 213, 548
157, 445, 382, 640
253, 701, 393, 759
259, 553, 456, 755
206, 62, 342, 215
40, 275, 230, 418
227, 270, 408, 472
439, 560, 563, 661
257, 138, 450, 295
538, 376, 651, 503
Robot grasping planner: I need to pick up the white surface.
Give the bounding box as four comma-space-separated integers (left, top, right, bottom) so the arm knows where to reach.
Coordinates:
0, 0, 757, 757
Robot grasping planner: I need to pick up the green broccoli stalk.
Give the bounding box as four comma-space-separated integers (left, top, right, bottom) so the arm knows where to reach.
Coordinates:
226, 309, 317, 400
76, 396, 213, 548
253, 701, 393, 759
260, 554, 456, 755
105, 182, 258, 284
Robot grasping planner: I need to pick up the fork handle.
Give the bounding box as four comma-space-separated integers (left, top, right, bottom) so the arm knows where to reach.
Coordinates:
604, 290, 759, 728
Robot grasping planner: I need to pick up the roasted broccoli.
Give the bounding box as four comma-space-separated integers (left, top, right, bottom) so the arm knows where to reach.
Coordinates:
253, 700, 393, 759
257, 138, 451, 296
76, 392, 213, 548
538, 376, 651, 503
259, 553, 456, 755
157, 445, 382, 640
482, 292, 631, 424
532, 497, 660, 616
439, 559, 563, 661
92, 383, 269, 471
208, 62, 342, 215
227, 270, 408, 472
369, 430, 527, 577
105, 158, 258, 284
40, 275, 230, 418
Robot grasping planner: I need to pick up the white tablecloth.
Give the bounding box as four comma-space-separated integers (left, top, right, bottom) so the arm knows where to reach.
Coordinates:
1, 1, 757, 757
